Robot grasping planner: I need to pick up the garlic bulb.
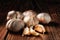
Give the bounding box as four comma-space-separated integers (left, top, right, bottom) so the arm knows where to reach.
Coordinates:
34, 24, 46, 34
22, 27, 30, 36
37, 13, 51, 23
30, 26, 40, 36
23, 10, 39, 27
7, 10, 16, 20
6, 19, 25, 32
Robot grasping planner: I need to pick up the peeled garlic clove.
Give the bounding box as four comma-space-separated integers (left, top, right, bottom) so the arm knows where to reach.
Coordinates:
6, 19, 25, 32
34, 24, 46, 34
30, 26, 40, 36
22, 27, 30, 36
37, 13, 51, 23
7, 10, 16, 20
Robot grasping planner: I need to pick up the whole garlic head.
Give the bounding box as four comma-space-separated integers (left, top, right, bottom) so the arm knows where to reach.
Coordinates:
30, 26, 40, 36
37, 13, 51, 23
6, 19, 25, 32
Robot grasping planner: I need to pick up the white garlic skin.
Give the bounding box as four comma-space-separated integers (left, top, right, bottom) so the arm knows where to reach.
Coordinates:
6, 19, 25, 32
34, 24, 46, 34
37, 13, 51, 23
7, 10, 16, 20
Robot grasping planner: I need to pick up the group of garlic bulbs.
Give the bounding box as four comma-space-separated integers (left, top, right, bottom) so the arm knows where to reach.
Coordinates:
6, 10, 51, 36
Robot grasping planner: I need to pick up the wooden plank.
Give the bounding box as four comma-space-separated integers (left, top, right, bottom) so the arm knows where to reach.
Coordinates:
0, 25, 7, 40
46, 26, 54, 40
6, 32, 27, 40
6, 33, 12, 40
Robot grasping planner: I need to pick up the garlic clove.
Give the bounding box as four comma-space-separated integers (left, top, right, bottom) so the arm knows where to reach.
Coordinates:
22, 27, 30, 36
30, 26, 40, 36
34, 24, 46, 34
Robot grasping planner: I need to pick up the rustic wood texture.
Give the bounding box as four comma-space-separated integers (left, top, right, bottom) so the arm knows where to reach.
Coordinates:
0, 25, 7, 40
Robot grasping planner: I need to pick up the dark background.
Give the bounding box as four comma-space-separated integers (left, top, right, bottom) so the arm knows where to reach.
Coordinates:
0, 0, 60, 24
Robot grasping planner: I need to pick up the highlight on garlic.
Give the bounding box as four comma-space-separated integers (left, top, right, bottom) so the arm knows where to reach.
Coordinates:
34, 24, 46, 34
6, 19, 25, 32
7, 10, 16, 20
22, 27, 30, 36
37, 13, 51, 23
30, 26, 40, 36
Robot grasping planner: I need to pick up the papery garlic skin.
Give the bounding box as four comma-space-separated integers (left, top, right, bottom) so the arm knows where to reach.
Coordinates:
37, 13, 51, 23
6, 19, 25, 32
